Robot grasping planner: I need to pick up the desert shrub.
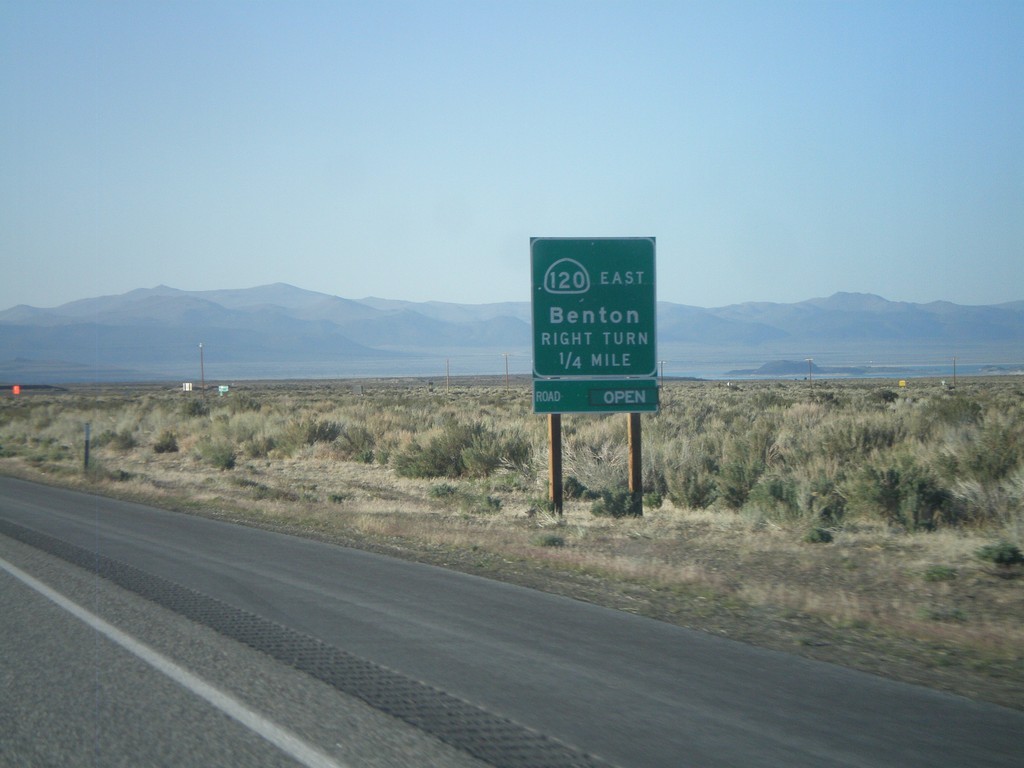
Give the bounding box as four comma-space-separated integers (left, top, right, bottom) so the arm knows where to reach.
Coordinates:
93, 429, 137, 451
535, 534, 566, 548
745, 475, 801, 521
643, 465, 669, 496
527, 497, 558, 517
773, 403, 828, 466
935, 416, 1024, 527
718, 459, 760, 509
663, 437, 719, 509
975, 541, 1023, 566
843, 465, 900, 523
873, 389, 899, 404
227, 394, 262, 413
275, 418, 343, 455
803, 527, 834, 544
25, 438, 72, 464
253, 484, 298, 502
393, 420, 527, 479
801, 473, 847, 525
153, 430, 179, 453
563, 475, 594, 500
197, 440, 236, 470
810, 388, 843, 407
893, 462, 954, 529
182, 399, 209, 417
429, 483, 458, 498
679, 399, 717, 433
751, 389, 789, 411
951, 469, 1024, 526
301, 419, 343, 444
668, 466, 718, 509
591, 488, 642, 518
462, 428, 531, 478
951, 416, 1022, 483
716, 416, 780, 508
0, 436, 25, 454
820, 412, 904, 460
923, 565, 957, 582
643, 490, 664, 510
242, 435, 276, 459
925, 395, 984, 429
561, 426, 629, 492
503, 430, 533, 471
650, 428, 718, 510
393, 422, 475, 478
334, 424, 376, 463
842, 455, 956, 530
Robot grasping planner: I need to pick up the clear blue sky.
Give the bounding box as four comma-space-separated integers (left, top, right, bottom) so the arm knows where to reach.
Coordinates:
2, 1, 1021, 310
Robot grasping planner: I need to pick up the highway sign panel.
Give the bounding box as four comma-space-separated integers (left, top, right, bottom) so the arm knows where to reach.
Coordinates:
531, 238, 656, 379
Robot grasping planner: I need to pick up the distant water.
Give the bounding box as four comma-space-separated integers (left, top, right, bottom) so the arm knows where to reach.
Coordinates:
204, 360, 1021, 384
4, 345, 1020, 385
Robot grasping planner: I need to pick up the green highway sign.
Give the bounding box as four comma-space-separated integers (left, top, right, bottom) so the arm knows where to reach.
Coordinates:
531, 238, 657, 379
533, 378, 659, 414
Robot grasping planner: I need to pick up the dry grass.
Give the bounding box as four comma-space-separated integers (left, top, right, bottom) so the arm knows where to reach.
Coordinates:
1, 376, 1022, 708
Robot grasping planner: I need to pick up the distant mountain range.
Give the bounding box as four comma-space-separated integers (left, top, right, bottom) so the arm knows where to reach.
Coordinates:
1, 284, 1021, 383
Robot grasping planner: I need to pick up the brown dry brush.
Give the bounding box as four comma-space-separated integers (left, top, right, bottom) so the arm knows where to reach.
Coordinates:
1, 379, 1022, 541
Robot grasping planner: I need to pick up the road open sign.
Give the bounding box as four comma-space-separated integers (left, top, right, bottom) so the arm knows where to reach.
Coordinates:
533, 378, 659, 414
531, 238, 657, 379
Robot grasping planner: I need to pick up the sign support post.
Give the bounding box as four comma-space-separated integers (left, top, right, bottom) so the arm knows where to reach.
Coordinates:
628, 412, 642, 503
548, 414, 563, 515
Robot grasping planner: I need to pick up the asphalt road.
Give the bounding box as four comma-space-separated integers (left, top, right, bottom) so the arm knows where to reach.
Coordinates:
2, 476, 1021, 767
0, 530, 486, 768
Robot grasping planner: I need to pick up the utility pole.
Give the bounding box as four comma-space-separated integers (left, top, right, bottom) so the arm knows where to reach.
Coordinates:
502, 353, 510, 391
806, 357, 813, 386
199, 343, 206, 396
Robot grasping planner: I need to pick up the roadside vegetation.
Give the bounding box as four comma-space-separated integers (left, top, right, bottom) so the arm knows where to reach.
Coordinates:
1, 377, 1022, 708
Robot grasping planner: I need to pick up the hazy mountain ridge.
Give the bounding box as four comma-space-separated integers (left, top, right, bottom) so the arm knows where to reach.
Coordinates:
0, 286, 1020, 382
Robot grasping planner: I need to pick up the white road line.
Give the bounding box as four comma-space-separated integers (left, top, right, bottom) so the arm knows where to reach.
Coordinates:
0, 555, 349, 768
